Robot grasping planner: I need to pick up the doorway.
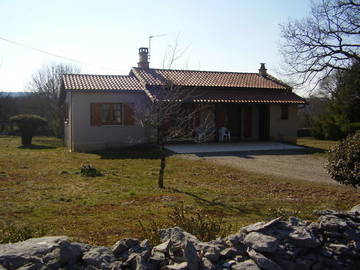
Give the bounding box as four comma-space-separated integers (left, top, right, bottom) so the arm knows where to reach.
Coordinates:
259, 104, 270, 141
227, 104, 242, 137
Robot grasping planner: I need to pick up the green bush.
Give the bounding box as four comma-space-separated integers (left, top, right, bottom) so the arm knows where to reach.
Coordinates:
311, 114, 349, 140
10, 114, 47, 146
80, 164, 102, 177
139, 203, 233, 244
349, 122, 360, 134
326, 131, 360, 188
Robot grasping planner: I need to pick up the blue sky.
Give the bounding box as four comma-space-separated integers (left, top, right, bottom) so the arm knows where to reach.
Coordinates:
0, 0, 311, 93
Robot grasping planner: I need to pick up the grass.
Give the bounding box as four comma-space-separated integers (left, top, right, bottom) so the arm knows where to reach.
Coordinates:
297, 137, 339, 156
0, 136, 359, 246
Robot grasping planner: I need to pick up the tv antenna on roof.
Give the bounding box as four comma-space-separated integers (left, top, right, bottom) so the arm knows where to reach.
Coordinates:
148, 34, 167, 62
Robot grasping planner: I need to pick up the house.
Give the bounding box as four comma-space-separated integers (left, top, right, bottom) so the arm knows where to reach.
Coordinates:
61, 48, 305, 152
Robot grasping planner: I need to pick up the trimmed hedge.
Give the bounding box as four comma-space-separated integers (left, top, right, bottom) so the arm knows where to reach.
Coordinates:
10, 114, 47, 145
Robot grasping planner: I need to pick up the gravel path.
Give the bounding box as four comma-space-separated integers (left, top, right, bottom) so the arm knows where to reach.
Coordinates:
184, 151, 338, 185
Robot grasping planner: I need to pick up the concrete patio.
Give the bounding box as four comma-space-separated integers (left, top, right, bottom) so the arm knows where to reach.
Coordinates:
165, 142, 304, 154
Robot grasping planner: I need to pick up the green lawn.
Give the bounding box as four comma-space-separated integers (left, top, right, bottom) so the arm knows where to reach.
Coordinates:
0, 136, 358, 246
297, 137, 339, 155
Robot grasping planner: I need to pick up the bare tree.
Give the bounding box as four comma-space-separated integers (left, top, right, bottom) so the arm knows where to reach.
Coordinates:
27, 63, 80, 137
279, 0, 360, 88
140, 81, 214, 189
0, 93, 17, 132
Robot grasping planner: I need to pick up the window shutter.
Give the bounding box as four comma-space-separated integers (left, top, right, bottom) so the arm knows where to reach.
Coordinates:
124, 103, 135, 126
90, 103, 101, 126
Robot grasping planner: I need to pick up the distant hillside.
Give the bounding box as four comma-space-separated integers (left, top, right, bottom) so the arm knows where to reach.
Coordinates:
0, 92, 29, 97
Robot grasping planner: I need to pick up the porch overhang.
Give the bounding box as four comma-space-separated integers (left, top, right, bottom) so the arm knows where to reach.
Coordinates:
147, 87, 306, 104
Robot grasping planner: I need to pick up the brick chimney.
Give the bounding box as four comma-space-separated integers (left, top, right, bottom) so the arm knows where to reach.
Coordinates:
259, 63, 267, 77
138, 47, 149, 69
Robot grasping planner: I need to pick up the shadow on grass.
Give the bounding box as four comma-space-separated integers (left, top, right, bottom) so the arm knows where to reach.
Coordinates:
169, 187, 251, 215
194, 147, 327, 158
93, 143, 173, 160
18, 144, 56, 150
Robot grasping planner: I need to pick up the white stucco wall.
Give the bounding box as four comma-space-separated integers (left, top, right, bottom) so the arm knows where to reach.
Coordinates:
64, 93, 71, 148
269, 104, 298, 143
67, 91, 150, 152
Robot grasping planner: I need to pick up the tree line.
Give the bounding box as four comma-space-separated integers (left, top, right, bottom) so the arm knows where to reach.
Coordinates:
280, 0, 360, 140
0, 63, 79, 137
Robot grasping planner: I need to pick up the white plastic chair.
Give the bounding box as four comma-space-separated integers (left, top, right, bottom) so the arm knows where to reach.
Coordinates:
194, 128, 206, 143
218, 127, 231, 142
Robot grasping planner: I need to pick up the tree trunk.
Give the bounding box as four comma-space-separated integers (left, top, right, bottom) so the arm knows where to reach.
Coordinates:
21, 134, 33, 146
158, 143, 166, 189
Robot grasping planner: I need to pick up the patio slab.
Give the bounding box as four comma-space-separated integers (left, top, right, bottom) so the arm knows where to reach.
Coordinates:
165, 142, 304, 154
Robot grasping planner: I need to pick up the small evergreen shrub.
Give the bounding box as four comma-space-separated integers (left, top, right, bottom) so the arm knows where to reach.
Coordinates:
80, 164, 102, 177
326, 131, 360, 188
10, 114, 47, 146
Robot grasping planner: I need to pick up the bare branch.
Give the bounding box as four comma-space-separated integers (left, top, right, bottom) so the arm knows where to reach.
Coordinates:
279, 0, 360, 89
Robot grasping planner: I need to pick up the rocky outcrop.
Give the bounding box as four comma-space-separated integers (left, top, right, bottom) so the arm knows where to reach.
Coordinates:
1, 205, 360, 269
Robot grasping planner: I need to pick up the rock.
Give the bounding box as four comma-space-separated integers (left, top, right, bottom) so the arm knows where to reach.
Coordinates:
350, 204, 360, 214
288, 216, 306, 226
153, 239, 170, 253
140, 239, 151, 249
243, 232, 279, 253
224, 233, 241, 247
127, 252, 151, 270
112, 238, 140, 257
327, 243, 356, 256
239, 218, 282, 235
184, 240, 200, 270
159, 227, 199, 245
232, 259, 261, 270
163, 262, 188, 270
288, 227, 319, 248
203, 245, 220, 262
2, 205, 360, 270
82, 246, 115, 269
0, 236, 77, 270
314, 209, 341, 216
247, 249, 283, 270
220, 247, 238, 259
149, 251, 166, 265
202, 257, 215, 270
222, 259, 236, 268
318, 215, 348, 232
234, 255, 246, 262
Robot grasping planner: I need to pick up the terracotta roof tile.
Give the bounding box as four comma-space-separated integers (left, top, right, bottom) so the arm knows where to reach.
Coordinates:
147, 88, 305, 104
62, 67, 305, 104
131, 67, 289, 89
62, 74, 144, 91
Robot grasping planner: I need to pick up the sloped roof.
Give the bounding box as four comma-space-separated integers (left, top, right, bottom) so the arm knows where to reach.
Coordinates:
131, 67, 289, 90
62, 74, 144, 91
62, 67, 305, 104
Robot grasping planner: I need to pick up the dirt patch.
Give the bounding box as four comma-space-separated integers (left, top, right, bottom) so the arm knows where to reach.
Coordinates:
182, 152, 338, 185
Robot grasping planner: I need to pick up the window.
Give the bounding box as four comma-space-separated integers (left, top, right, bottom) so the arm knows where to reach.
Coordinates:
101, 103, 123, 125
281, 104, 289, 120
91, 103, 134, 126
